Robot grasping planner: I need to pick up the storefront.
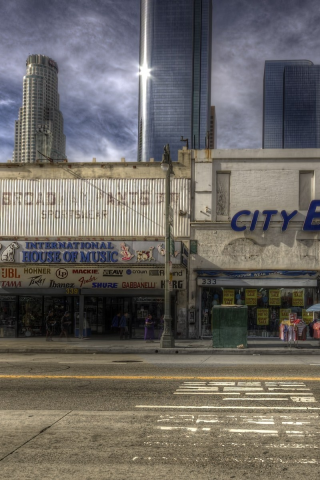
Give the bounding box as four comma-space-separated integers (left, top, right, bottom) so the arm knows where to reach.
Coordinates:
0, 240, 187, 338
196, 271, 317, 338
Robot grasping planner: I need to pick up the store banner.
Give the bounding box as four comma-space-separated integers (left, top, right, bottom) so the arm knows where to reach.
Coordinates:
257, 309, 269, 326
245, 289, 257, 305
223, 289, 235, 305
269, 289, 281, 306
0, 241, 182, 265
292, 290, 304, 307
0, 266, 186, 291
280, 309, 291, 322
302, 309, 314, 324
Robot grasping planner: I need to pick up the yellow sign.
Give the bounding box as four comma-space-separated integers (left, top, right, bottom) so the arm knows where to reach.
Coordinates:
269, 289, 281, 306
223, 289, 235, 305
245, 289, 257, 305
292, 290, 304, 307
280, 309, 291, 322
302, 309, 313, 325
257, 309, 269, 326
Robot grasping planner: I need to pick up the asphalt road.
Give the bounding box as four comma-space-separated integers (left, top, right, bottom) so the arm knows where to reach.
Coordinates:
0, 353, 320, 480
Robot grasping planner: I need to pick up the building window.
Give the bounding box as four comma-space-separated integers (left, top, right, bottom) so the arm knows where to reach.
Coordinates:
216, 172, 230, 219
299, 171, 314, 210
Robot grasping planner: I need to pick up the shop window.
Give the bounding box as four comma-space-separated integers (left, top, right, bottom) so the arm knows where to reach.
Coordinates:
200, 286, 316, 339
216, 172, 230, 220
19, 296, 43, 337
299, 171, 314, 210
0, 296, 17, 338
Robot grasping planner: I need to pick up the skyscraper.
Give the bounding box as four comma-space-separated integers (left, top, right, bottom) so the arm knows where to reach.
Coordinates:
138, 0, 212, 162
262, 60, 320, 149
13, 54, 67, 163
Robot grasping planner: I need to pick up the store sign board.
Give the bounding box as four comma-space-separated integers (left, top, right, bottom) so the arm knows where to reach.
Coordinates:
231, 200, 320, 232
245, 289, 257, 305
269, 289, 281, 306
280, 309, 291, 322
0, 266, 186, 290
0, 241, 182, 265
302, 309, 313, 324
196, 270, 317, 279
223, 289, 234, 305
257, 309, 269, 326
292, 290, 304, 307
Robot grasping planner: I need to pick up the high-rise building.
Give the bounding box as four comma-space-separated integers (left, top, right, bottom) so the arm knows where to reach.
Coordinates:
13, 54, 67, 163
138, 0, 212, 162
262, 60, 320, 149
209, 106, 217, 149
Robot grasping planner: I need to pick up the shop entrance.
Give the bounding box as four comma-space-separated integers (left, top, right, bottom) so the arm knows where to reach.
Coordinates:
0, 293, 176, 339
86, 295, 170, 339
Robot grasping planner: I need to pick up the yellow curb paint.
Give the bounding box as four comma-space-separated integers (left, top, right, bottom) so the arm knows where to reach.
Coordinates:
0, 375, 320, 381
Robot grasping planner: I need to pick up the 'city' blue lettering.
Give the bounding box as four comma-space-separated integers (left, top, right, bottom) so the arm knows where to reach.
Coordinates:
231, 210, 251, 232
262, 210, 278, 231
303, 200, 320, 231
250, 210, 259, 231
281, 210, 298, 231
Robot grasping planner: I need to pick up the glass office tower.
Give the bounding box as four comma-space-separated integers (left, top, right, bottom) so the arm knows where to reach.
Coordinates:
138, 0, 212, 162
262, 60, 320, 149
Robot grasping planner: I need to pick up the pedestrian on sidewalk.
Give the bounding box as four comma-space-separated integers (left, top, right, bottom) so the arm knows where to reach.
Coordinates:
59, 311, 71, 339
112, 312, 121, 334
144, 313, 154, 342
46, 310, 55, 341
119, 313, 129, 340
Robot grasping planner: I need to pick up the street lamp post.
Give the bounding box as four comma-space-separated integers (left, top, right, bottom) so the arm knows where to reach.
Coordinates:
160, 144, 175, 348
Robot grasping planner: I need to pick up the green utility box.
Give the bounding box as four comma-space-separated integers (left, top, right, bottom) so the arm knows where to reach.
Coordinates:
212, 305, 248, 348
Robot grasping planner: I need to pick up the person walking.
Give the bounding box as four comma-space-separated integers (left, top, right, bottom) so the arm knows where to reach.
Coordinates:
46, 309, 55, 341
144, 313, 154, 342
59, 311, 71, 339
119, 313, 128, 340
112, 312, 121, 334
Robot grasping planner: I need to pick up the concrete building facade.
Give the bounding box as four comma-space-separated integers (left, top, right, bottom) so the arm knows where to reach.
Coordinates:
189, 149, 320, 339
0, 155, 190, 339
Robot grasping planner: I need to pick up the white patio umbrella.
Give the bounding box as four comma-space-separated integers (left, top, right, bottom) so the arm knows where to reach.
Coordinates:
306, 304, 320, 312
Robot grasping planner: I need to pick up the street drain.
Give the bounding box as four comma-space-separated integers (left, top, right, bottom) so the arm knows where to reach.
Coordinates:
112, 360, 143, 364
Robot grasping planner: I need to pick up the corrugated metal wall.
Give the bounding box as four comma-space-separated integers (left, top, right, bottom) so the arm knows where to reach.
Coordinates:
0, 178, 190, 238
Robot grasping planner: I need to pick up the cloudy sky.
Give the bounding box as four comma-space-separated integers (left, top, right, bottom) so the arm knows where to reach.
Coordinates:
1, 0, 320, 162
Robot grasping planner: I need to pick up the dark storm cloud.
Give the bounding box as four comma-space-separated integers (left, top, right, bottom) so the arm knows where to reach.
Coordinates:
1, 0, 320, 161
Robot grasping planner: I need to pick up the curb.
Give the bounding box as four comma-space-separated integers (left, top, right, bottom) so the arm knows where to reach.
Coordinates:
0, 348, 319, 355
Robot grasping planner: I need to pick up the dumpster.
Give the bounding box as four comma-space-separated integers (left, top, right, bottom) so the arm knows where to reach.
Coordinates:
212, 305, 248, 348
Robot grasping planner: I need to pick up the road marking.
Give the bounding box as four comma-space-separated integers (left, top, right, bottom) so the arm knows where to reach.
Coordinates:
244, 392, 313, 396
174, 381, 318, 404
223, 398, 288, 401
228, 429, 278, 434
223, 387, 264, 391
136, 405, 320, 410
268, 387, 310, 391
0, 375, 320, 381
174, 392, 240, 395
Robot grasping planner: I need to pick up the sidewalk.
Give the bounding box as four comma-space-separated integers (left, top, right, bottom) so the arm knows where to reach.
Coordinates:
0, 336, 319, 355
